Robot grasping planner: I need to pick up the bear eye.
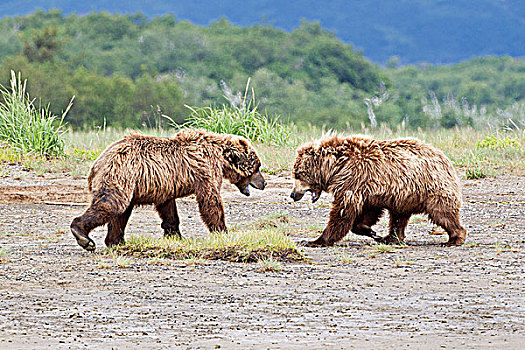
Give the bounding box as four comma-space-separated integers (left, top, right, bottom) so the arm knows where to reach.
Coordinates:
294, 173, 301, 180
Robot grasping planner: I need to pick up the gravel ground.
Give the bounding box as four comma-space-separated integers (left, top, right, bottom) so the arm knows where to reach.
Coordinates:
0, 167, 524, 349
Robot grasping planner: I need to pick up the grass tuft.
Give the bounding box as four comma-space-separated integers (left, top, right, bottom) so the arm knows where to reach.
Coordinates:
476, 134, 520, 150
0, 71, 72, 157
466, 166, 489, 180
339, 253, 354, 264
110, 228, 304, 263
180, 79, 295, 147
256, 256, 283, 272
97, 251, 132, 269
373, 243, 396, 253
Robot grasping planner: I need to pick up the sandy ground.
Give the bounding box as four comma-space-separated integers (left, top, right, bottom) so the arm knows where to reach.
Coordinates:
0, 164, 524, 349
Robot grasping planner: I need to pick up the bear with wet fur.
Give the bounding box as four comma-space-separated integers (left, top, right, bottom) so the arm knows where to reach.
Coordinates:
71, 129, 266, 252
290, 134, 466, 247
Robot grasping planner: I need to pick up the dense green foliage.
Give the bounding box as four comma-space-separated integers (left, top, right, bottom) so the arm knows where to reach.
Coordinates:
381, 57, 525, 128
0, 10, 523, 130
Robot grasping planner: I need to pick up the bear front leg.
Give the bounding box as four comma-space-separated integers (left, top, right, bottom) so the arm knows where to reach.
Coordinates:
195, 183, 227, 233
304, 206, 357, 247
155, 199, 183, 239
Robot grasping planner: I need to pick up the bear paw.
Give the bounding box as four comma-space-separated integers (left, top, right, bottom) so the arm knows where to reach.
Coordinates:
71, 225, 96, 252
377, 235, 404, 245
300, 238, 332, 247
444, 237, 465, 247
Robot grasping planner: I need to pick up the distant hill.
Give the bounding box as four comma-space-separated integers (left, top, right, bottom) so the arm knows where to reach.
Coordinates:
0, 0, 523, 64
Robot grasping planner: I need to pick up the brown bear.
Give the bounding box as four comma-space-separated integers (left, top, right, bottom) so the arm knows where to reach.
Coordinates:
290, 134, 466, 247
71, 129, 266, 252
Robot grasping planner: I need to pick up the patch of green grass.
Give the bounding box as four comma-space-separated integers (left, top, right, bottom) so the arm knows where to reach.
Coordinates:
466, 166, 489, 179
181, 79, 296, 147
476, 134, 520, 150
0, 248, 8, 257
97, 251, 132, 269
110, 228, 304, 263
256, 256, 283, 272
0, 142, 24, 163
493, 241, 519, 254
339, 253, 354, 264
373, 243, 396, 253
70, 147, 101, 162
0, 71, 72, 157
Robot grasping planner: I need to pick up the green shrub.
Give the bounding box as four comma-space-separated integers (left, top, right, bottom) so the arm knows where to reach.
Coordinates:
466, 167, 488, 179
476, 134, 520, 150
0, 70, 72, 156
181, 79, 295, 147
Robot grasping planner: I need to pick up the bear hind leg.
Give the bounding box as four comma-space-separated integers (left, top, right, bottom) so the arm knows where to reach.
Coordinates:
428, 207, 466, 246
105, 205, 133, 247
380, 212, 411, 245
70, 190, 131, 252
351, 207, 384, 241
155, 199, 182, 239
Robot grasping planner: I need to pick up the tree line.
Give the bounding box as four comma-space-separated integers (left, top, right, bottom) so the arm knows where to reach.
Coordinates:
0, 10, 523, 130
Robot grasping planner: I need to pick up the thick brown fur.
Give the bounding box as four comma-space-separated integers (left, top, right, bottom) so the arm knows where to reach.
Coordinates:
71, 129, 265, 251
291, 134, 467, 247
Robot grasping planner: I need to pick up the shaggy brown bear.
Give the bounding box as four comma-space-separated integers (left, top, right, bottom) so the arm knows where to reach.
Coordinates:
290, 134, 467, 247
71, 129, 266, 251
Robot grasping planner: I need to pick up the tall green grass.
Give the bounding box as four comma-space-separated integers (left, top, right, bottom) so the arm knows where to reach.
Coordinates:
181, 79, 295, 147
0, 71, 72, 156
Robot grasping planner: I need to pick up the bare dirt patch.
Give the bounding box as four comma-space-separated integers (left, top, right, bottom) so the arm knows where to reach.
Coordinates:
1, 167, 524, 349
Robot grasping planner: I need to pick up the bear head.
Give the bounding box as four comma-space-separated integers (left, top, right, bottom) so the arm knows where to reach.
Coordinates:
222, 136, 266, 196
290, 144, 323, 203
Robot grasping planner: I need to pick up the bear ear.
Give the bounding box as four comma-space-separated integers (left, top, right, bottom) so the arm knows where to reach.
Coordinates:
238, 138, 249, 147
223, 147, 247, 168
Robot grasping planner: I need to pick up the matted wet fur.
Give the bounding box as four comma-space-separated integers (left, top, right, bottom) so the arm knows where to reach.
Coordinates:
290, 134, 467, 247
71, 129, 266, 251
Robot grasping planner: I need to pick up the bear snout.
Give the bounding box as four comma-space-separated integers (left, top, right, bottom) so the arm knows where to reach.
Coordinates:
290, 191, 304, 201
248, 170, 266, 190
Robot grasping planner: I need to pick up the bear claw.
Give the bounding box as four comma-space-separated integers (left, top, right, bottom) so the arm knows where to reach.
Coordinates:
300, 239, 330, 247
71, 226, 96, 252
376, 235, 404, 245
